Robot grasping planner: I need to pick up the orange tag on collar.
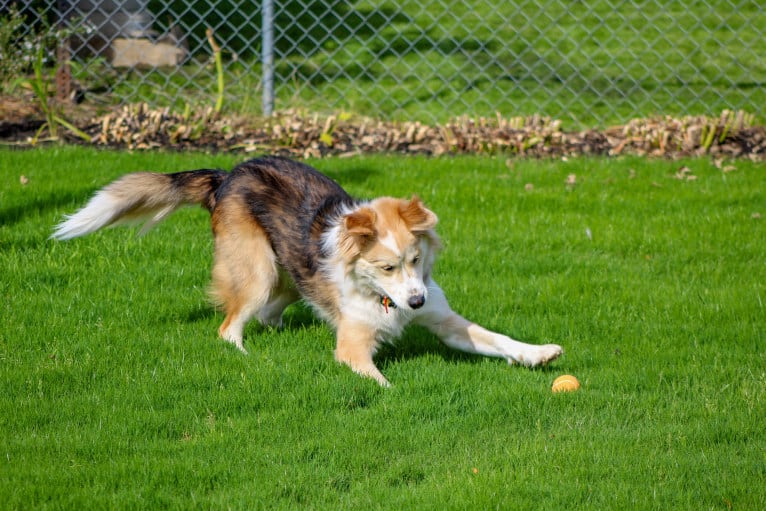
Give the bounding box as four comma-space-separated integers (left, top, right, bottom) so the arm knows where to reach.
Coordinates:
380, 295, 395, 313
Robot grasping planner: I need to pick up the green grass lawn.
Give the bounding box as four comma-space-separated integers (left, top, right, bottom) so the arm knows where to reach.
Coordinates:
1, 147, 765, 509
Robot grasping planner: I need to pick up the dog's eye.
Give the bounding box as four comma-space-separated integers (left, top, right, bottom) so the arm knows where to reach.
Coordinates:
411, 255, 420, 265
381, 265, 395, 272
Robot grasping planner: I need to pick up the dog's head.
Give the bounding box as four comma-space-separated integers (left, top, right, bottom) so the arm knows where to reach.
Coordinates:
339, 196, 442, 310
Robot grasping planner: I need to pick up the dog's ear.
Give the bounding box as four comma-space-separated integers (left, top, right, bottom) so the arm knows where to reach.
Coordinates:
339, 207, 377, 257
344, 207, 377, 237
399, 196, 438, 233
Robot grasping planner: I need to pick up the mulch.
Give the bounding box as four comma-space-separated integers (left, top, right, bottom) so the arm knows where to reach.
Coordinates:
2, 101, 765, 160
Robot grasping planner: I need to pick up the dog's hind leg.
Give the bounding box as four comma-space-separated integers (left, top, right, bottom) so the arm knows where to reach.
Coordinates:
256, 272, 300, 328
210, 201, 278, 353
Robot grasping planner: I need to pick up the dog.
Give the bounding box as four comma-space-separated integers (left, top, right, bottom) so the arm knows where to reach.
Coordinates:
53, 156, 563, 385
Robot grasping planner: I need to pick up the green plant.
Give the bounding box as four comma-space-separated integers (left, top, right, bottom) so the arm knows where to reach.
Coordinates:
26, 41, 92, 144
206, 27, 225, 114
25, 25, 91, 144
27, 39, 58, 141
2, 8, 93, 144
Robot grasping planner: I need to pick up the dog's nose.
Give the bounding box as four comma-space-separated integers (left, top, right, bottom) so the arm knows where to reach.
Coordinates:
408, 294, 425, 309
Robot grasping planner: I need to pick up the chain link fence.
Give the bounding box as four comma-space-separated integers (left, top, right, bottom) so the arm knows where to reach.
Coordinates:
5, 0, 766, 126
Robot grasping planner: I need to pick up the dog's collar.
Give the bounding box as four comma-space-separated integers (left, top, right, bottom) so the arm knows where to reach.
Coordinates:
379, 295, 397, 313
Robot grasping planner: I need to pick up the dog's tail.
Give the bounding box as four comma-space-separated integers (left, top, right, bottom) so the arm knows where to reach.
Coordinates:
52, 169, 226, 240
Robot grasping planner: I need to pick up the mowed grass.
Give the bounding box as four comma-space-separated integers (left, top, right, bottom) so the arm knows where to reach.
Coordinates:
1, 147, 764, 509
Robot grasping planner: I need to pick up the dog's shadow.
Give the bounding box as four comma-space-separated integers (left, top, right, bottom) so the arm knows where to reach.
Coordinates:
183, 302, 556, 373
282, 304, 482, 367
182, 301, 324, 331
322, 165, 378, 189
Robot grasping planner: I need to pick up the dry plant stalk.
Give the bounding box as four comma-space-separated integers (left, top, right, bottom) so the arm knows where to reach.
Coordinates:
76, 107, 766, 160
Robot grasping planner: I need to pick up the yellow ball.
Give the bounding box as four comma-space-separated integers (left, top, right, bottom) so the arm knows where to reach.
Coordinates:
552, 374, 580, 393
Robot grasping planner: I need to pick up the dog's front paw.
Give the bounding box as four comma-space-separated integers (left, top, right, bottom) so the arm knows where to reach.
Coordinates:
536, 343, 564, 365
510, 344, 563, 367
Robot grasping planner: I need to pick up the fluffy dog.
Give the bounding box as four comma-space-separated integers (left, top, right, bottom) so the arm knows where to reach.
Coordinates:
53, 156, 563, 385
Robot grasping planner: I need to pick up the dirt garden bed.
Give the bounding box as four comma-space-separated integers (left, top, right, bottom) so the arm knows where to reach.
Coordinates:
2, 96, 764, 161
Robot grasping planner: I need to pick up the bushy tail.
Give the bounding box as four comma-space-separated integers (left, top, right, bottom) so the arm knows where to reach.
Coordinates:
52, 169, 225, 240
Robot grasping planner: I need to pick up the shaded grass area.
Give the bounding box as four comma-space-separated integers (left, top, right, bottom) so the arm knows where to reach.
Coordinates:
1, 147, 765, 509
96, 0, 766, 126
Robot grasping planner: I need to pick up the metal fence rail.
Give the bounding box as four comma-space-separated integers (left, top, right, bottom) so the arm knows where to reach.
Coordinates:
5, 0, 765, 126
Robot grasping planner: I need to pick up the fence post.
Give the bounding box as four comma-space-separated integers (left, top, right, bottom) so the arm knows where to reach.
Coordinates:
262, 0, 274, 116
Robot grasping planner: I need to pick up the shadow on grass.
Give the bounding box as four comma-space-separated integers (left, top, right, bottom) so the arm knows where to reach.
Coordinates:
182, 302, 560, 376
0, 191, 86, 228
182, 301, 321, 328
377, 326, 481, 367
183, 303, 218, 323
377, 325, 563, 375
320, 164, 380, 191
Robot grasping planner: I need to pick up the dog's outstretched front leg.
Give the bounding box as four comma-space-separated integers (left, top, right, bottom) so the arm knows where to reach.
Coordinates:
414, 283, 563, 367
334, 319, 389, 386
